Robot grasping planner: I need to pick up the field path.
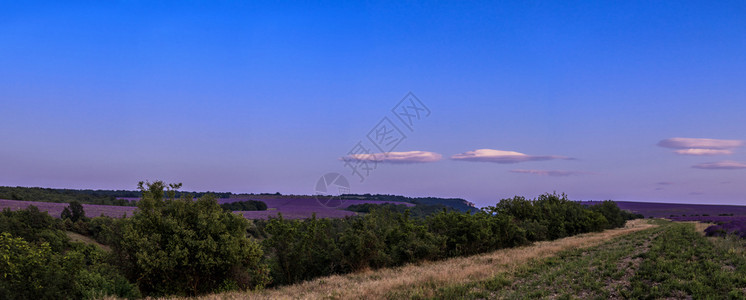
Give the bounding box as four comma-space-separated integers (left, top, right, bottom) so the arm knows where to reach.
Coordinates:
191, 219, 655, 300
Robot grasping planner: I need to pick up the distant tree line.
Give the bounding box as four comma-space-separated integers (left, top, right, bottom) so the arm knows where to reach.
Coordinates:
0, 186, 137, 206
0, 186, 233, 206
341, 193, 477, 212
220, 200, 268, 211
0, 181, 640, 298
345, 203, 452, 218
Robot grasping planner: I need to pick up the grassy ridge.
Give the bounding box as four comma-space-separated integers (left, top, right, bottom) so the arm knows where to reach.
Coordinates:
430, 221, 746, 299
198, 219, 655, 299
628, 222, 746, 298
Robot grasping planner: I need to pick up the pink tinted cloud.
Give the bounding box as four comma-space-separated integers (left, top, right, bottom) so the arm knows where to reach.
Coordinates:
341, 151, 442, 164
451, 149, 571, 164
674, 149, 733, 155
659, 137, 743, 156
658, 137, 743, 150
692, 161, 746, 170
509, 169, 591, 177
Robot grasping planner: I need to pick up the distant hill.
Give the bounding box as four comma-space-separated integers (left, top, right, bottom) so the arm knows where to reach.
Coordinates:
1, 186, 479, 217
0, 186, 232, 206
582, 200, 746, 218
341, 194, 478, 213
232, 193, 479, 213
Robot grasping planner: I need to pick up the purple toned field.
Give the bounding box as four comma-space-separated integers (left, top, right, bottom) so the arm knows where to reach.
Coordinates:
3, 197, 416, 220
582, 200, 746, 218
582, 200, 746, 238
666, 215, 746, 238
222, 198, 414, 220
0, 199, 136, 218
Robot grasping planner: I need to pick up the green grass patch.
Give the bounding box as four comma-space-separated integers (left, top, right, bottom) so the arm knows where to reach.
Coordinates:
626, 222, 746, 299
428, 220, 746, 299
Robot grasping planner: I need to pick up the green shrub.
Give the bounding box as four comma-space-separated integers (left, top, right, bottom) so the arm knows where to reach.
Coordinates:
0, 232, 139, 300
263, 214, 343, 284
0, 206, 68, 252
112, 181, 269, 296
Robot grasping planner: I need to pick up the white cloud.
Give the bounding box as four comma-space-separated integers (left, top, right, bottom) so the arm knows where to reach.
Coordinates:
692, 161, 746, 170
658, 137, 743, 156
450, 149, 571, 164
341, 151, 442, 164
509, 169, 590, 177
673, 149, 734, 155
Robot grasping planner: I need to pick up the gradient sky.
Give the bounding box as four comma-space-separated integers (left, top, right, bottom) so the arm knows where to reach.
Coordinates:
2, 1, 745, 206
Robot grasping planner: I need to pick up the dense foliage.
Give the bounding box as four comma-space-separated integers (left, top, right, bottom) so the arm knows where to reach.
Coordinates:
0, 206, 139, 299
220, 200, 268, 211
260, 193, 636, 286
61, 201, 87, 222
110, 181, 269, 296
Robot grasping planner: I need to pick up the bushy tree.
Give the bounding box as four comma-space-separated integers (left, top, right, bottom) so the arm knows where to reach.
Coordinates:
61, 201, 86, 222
0, 206, 68, 252
0, 232, 140, 300
112, 181, 269, 296
0, 232, 70, 299
486, 193, 614, 240
589, 200, 626, 228
339, 208, 442, 270
263, 214, 343, 284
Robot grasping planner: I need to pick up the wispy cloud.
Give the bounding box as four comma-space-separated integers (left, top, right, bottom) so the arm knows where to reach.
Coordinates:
674, 149, 734, 155
341, 151, 442, 164
509, 169, 591, 177
692, 161, 746, 170
658, 137, 743, 155
655, 182, 673, 191
451, 149, 571, 163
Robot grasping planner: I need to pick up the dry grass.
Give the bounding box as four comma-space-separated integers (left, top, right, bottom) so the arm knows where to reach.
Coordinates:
693, 222, 712, 234
182, 219, 655, 300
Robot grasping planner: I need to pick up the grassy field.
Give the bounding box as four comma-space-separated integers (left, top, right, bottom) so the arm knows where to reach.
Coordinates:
431, 220, 746, 300
170, 219, 746, 300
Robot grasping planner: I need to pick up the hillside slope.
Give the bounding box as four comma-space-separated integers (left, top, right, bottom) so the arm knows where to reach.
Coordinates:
183, 220, 653, 300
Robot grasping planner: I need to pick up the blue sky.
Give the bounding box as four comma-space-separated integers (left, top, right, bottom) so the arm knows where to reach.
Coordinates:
1, 1, 745, 206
